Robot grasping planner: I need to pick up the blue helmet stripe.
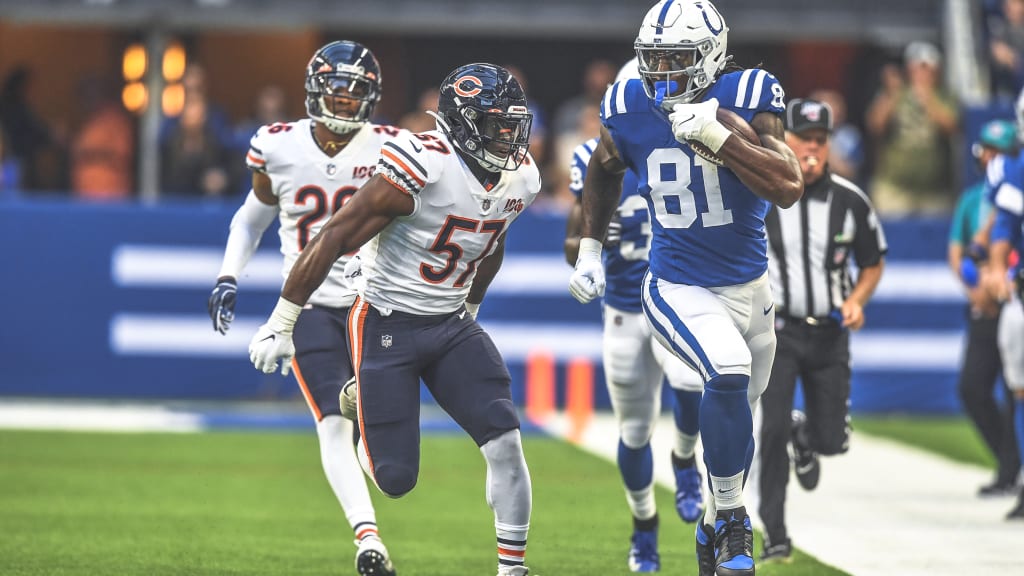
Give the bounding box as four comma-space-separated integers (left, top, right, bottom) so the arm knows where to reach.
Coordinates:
656, 0, 675, 34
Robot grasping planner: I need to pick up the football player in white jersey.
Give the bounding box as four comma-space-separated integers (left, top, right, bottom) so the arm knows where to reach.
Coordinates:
569, 2, 803, 575
247, 63, 540, 576
207, 40, 397, 576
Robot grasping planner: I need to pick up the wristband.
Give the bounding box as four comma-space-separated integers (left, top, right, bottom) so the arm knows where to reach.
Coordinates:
267, 297, 302, 335
700, 121, 732, 154
578, 237, 604, 262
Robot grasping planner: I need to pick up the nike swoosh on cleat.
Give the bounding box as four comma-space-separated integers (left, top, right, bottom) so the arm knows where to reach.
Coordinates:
763, 303, 774, 315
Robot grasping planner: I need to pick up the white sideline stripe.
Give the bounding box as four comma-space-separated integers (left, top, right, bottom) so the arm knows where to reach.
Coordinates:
110, 245, 964, 302
544, 413, 1024, 576
109, 314, 964, 370
0, 401, 203, 432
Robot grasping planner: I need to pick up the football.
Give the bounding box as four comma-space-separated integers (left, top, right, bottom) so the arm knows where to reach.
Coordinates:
687, 108, 761, 166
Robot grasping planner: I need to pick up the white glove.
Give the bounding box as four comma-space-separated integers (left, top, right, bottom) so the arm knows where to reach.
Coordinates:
568, 237, 606, 304
669, 98, 731, 153
248, 297, 302, 376
343, 254, 366, 291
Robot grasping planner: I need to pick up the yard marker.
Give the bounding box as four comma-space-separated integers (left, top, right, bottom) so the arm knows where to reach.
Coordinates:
525, 349, 555, 423
566, 356, 594, 443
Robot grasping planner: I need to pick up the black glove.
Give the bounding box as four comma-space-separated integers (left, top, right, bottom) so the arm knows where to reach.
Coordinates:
208, 276, 237, 335
604, 212, 622, 248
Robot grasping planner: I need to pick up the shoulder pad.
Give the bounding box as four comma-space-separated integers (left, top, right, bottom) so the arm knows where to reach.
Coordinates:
246, 121, 300, 173
716, 69, 785, 114
600, 79, 649, 121
378, 130, 435, 195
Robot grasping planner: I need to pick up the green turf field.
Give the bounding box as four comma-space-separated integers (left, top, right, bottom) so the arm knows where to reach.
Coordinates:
0, 429, 848, 576
854, 415, 997, 469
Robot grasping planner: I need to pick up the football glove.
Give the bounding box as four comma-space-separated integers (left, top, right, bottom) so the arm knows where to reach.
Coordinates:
960, 258, 979, 288
569, 238, 606, 304
339, 376, 358, 420
208, 277, 237, 335
604, 213, 622, 248
669, 98, 731, 153
249, 323, 296, 376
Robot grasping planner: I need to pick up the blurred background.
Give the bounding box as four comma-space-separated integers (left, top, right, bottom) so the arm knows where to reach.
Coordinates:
0, 0, 1010, 416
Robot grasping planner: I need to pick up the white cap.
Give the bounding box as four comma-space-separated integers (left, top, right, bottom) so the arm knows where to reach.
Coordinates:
904, 41, 941, 67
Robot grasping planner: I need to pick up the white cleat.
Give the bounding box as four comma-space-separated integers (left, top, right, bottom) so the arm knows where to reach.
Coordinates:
355, 538, 395, 576
496, 566, 529, 576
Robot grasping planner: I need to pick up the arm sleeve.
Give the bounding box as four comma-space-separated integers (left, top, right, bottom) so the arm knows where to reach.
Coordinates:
217, 191, 279, 279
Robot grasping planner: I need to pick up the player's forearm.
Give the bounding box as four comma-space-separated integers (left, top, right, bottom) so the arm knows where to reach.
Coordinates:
564, 201, 583, 265
720, 137, 803, 208
280, 227, 348, 306
580, 167, 623, 242
467, 242, 505, 305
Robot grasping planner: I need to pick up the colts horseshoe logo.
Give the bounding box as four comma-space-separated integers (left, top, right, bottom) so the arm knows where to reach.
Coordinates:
453, 75, 484, 97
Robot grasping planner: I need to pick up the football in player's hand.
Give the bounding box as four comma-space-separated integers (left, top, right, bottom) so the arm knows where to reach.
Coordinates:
688, 108, 761, 166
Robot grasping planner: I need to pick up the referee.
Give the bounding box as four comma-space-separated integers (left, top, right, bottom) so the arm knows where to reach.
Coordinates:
757, 98, 887, 562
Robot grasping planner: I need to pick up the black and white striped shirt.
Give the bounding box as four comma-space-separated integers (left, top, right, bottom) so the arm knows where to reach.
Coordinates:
766, 170, 887, 319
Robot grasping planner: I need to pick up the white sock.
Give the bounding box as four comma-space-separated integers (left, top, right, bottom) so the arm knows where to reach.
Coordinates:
674, 432, 699, 460
625, 482, 658, 520
709, 470, 744, 511
316, 415, 378, 531
482, 430, 532, 568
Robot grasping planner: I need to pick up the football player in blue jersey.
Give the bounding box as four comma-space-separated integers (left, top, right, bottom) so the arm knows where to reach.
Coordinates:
565, 135, 705, 572
983, 90, 1024, 521
568, 1, 802, 575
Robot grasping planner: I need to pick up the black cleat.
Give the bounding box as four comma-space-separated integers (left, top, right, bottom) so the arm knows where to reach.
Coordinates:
695, 522, 716, 576
1007, 491, 1024, 521
760, 535, 792, 564
713, 507, 754, 576
791, 410, 820, 491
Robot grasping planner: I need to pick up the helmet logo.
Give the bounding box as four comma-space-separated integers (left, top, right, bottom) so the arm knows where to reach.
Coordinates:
453, 75, 484, 97
696, 2, 724, 35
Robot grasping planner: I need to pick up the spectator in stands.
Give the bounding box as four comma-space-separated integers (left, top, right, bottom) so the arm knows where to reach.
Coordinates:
398, 86, 440, 133
950, 119, 1021, 497
866, 41, 959, 217
0, 66, 61, 193
160, 96, 234, 198
539, 101, 602, 215
159, 63, 232, 149
0, 121, 22, 197
551, 59, 615, 139
70, 75, 135, 201
232, 84, 287, 152
810, 89, 864, 186
990, 0, 1024, 101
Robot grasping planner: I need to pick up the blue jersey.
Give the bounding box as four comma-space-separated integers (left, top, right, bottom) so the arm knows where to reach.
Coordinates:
570, 138, 650, 312
600, 69, 786, 287
991, 152, 1024, 270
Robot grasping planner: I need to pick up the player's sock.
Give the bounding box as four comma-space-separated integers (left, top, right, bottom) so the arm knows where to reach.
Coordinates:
1015, 398, 1024, 468
315, 415, 377, 528
352, 521, 380, 543
481, 430, 531, 569
619, 439, 657, 519
672, 389, 701, 458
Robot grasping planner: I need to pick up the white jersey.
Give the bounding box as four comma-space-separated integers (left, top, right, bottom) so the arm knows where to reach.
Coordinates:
361, 129, 541, 315
246, 119, 400, 308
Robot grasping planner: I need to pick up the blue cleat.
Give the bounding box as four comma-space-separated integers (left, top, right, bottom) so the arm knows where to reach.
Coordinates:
713, 507, 754, 576
673, 461, 705, 523
695, 522, 716, 576
627, 529, 660, 572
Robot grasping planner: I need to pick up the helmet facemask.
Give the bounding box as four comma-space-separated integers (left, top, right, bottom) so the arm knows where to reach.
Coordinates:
306, 71, 380, 134
636, 40, 717, 107
458, 105, 532, 172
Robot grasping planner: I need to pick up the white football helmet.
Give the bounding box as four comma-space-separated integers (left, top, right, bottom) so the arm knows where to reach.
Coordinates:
634, 0, 729, 109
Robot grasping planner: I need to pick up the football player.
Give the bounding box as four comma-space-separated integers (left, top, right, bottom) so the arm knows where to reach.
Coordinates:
247, 63, 539, 576
207, 40, 397, 575
565, 129, 705, 573
982, 90, 1024, 521
567, 2, 803, 575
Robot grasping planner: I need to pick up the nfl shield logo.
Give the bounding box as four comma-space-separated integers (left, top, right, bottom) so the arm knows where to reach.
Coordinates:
381, 334, 393, 349
481, 199, 492, 211
326, 163, 337, 176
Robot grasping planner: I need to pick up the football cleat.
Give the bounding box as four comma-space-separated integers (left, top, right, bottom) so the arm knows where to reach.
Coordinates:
790, 410, 820, 491
340, 377, 358, 421
1007, 490, 1024, 520
355, 537, 396, 576
627, 529, 660, 572
695, 522, 716, 576
713, 507, 754, 576
673, 460, 705, 523
496, 565, 529, 576
760, 535, 792, 564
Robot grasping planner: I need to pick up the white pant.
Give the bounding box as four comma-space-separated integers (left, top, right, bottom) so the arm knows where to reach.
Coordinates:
603, 305, 703, 447
999, 297, 1024, 390
641, 271, 776, 407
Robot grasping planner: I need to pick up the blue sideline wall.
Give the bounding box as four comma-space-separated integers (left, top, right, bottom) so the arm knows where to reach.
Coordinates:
0, 199, 968, 414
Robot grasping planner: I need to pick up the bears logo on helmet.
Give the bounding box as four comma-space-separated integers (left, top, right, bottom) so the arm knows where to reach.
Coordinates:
305, 40, 382, 134
431, 63, 533, 173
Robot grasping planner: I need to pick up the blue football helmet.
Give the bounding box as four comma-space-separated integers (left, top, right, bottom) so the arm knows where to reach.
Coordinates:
432, 63, 532, 172
305, 40, 382, 134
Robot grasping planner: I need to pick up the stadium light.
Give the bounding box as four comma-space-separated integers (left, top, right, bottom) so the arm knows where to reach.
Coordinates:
121, 43, 147, 114
161, 41, 187, 117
